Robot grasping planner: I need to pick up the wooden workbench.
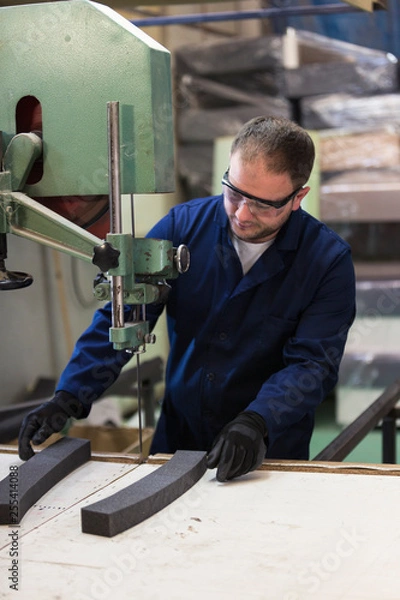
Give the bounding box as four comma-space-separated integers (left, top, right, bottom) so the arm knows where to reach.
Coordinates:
0, 447, 399, 599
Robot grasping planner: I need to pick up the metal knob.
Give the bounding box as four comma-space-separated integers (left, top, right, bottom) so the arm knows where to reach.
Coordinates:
92, 241, 120, 273
174, 244, 190, 274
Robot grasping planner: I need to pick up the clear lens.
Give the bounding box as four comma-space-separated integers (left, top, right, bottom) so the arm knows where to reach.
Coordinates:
224, 187, 276, 215
221, 171, 299, 214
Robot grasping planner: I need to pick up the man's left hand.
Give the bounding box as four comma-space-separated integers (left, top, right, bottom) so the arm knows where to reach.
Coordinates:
206, 411, 267, 482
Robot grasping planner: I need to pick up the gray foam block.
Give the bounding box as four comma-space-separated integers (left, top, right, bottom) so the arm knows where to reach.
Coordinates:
0, 437, 91, 525
81, 450, 207, 537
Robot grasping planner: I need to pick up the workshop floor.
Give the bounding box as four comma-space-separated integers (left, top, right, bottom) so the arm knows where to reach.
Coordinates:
310, 395, 400, 464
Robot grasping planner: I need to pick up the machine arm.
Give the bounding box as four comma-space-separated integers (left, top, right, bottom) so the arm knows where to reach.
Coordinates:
1, 190, 102, 263
0, 124, 189, 351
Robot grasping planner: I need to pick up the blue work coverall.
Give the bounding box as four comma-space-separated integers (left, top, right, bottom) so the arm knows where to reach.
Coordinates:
58, 195, 356, 460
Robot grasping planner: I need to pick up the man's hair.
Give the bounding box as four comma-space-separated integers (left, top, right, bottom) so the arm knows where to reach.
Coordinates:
230, 116, 315, 187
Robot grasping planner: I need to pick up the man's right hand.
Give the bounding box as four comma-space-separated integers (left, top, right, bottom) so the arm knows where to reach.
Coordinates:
18, 391, 88, 461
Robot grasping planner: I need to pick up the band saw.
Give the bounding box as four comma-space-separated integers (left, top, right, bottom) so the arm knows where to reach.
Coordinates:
1, 0, 194, 465
0, 0, 189, 355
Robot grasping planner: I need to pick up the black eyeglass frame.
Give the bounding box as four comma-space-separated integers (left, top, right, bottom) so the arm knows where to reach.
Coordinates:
221, 170, 303, 210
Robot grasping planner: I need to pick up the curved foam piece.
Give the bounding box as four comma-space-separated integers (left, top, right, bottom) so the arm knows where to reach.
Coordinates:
81, 450, 207, 537
0, 437, 90, 524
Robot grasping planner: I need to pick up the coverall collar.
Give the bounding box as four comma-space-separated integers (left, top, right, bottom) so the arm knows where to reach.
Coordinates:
214, 195, 304, 291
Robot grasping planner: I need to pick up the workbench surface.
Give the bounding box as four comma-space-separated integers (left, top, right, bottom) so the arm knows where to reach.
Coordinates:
1, 449, 400, 599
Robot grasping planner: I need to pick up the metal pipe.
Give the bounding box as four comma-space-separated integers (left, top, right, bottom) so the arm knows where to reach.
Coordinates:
107, 101, 124, 329
108, 101, 122, 236
314, 380, 400, 462
382, 407, 400, 464
131, 3, 359, 27
130, 193, 135, 237
382, 414, 396, 463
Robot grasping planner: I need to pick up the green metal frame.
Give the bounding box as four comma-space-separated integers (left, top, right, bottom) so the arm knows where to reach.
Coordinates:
0, 0, 181, 351
0, 131, 181, 349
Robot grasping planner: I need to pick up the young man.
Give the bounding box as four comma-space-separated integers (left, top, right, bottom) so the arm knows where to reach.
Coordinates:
19, 116, 356, 482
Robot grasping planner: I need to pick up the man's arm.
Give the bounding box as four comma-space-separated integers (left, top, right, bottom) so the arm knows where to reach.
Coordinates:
18, 208, 178, 461
18, 303, 133, 460
207, 247, 356, 479
19, 291, 167, 460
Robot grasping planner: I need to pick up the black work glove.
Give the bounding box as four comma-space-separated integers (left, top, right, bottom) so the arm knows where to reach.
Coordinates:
18, 391, 90, 461
206, 411, 267, 482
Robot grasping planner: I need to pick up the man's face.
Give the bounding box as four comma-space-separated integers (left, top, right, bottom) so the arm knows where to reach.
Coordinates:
223, 153, 310, 243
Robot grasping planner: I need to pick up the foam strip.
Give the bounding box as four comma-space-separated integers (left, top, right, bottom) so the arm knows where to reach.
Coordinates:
0, 437, 91, 524
81, 450, 207, 537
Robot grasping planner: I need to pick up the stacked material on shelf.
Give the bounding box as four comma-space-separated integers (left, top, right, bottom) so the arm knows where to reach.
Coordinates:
174, 29, 398, 198
317, 123, 400, 260
302, 93, 400, 130
336, 278, 400, 426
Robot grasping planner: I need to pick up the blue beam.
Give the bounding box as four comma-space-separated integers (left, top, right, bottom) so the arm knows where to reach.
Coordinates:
131, 3, 360, 27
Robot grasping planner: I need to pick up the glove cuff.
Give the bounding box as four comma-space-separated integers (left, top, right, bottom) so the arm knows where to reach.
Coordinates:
238, 410, 268, 438
53, 391, 91, 420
